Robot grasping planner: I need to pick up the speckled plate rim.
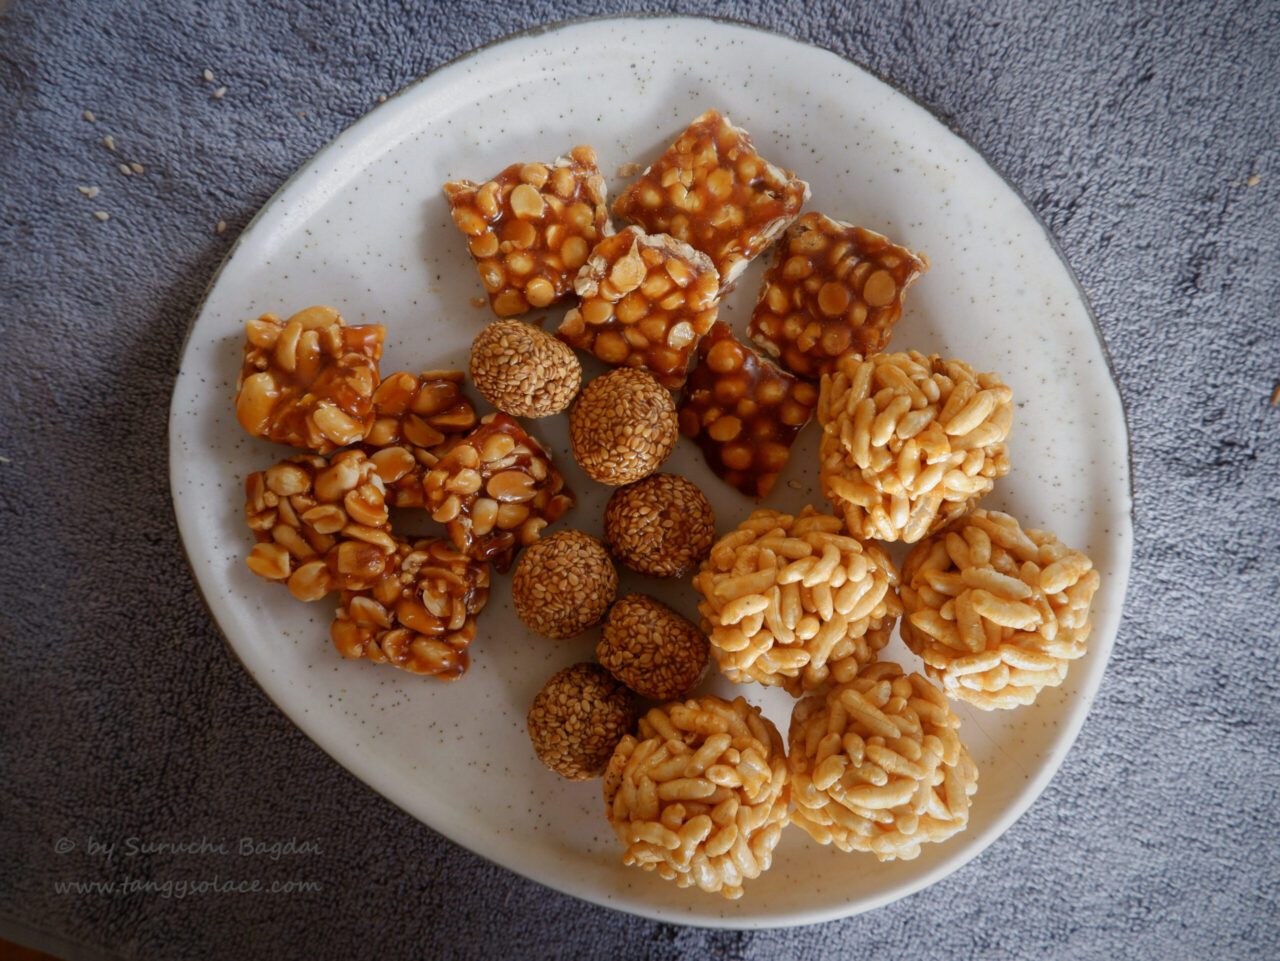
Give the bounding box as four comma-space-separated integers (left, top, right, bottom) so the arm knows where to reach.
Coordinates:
168, 13, 1134, 929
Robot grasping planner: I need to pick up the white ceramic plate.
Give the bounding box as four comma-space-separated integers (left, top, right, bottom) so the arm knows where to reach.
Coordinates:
169, 16, 1132, 927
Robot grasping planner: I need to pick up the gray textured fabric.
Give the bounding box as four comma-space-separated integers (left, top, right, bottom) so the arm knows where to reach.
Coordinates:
1, 1, 1276, 959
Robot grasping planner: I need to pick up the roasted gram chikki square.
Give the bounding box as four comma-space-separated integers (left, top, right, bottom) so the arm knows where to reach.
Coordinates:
613, 110, 809, 292
444, 145, 611, 317
556, 226, 720, 389
748, 213, 928, 380
235, 305, 385, 454
677, 322, 817, 500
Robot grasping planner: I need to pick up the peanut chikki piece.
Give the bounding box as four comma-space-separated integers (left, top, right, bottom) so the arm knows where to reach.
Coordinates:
444, 145, 611, 317
331, 537, 490, 680
677, 323, 818, 500
359, 371, 478, 508
423, 412, 574, 572
235, 305, 385, 454
613, 110, 810, 291
556, 226, 720, 389
244, 450, 396, 601
748, 213, 929, 379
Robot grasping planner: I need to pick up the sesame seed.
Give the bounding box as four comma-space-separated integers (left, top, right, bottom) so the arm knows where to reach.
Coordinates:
213, 86, 227, 99
216, 220, 227, 234
93, 210, 110, 222
1247, 173, 1261, 186
202, 68, 214, 82
378, 94, 387, 103
129, 161, 144, 175
103, 135, 116, 152
77, 185, 101, 199
118, 163, 132, 176
83, 110, 96, 122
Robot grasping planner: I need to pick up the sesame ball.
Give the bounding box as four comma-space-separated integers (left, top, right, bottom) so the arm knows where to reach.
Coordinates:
469, 319, 582, 417
511, 530, 618, 638
527, 663, 637, 780
597, 595, 709, 700
603, 473, 716, 578
568, 368, 678, 485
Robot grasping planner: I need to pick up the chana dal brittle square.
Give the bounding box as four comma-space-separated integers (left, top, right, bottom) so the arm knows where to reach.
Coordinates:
748, 212, 928, 379
444, 145, 611, 318
555, 226, 720, 389
613, 109, 810, 291
677, 322, 817, 500
235, 305, 385, 454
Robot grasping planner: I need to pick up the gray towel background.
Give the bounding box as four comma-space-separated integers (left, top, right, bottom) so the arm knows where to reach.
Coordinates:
2, 1, 1277, 959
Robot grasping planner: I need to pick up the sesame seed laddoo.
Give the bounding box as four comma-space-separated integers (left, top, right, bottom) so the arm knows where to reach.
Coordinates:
469, 319, 581, 418
602, 473, 716, 578
597, 595, 709, 700
569, 368, 678, 486
527, 663, 637, 780
511, 530, 618, 639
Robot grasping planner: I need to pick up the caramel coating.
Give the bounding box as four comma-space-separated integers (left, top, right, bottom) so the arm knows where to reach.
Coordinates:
511, 530, 618, 639
597, 595, 709, 700
469, 319, 581, 418
603, 473, 716, 578
569, 368, 678, 485
527, 663, 637, 780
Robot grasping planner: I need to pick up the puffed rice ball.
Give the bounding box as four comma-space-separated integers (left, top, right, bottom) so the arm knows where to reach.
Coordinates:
692, 506, 902, 695
788, 661, 978, 861
569, 367, 678, 485
511, 530, 617, 639
817, 350, 1013, 543
597, 594, 709, 700
469, 318, 581, 417
899, 508, 1100, 710
602, 695, 789, 900
527, 663, 637, 780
